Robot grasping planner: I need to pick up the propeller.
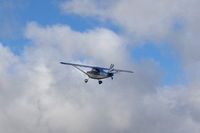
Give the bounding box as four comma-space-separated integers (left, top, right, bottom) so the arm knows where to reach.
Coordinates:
108, 64, 114, 80
108, 64, 114, 73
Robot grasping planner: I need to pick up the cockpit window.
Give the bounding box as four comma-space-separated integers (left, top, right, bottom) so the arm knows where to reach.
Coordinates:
92, 68, 100, 73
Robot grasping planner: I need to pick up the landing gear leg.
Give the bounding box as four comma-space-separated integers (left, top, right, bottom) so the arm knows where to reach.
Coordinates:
111, 77, 113, 80
84, 79, 88, 83
98, 80, 103, 84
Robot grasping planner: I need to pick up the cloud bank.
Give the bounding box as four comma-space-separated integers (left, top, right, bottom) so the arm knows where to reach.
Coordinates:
0, 0, 200, 133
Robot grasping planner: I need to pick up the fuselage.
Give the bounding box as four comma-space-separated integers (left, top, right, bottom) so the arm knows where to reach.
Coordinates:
86, 68, 113, 79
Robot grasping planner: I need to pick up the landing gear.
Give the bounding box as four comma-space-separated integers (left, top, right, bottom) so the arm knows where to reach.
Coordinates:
98, 80, 103, 84
111, 77, 113, 80
84, 79, 103, 84
84, 79, 88, 83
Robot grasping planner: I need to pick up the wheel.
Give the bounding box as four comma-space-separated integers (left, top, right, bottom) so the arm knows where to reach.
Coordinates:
98, 80, 102, 84
84, 79, 88, 83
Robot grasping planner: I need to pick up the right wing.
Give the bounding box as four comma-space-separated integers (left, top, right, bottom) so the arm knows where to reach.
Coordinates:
112, 69, 134, 73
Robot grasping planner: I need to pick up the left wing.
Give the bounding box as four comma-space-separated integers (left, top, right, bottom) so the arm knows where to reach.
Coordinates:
60, 62, 107, 69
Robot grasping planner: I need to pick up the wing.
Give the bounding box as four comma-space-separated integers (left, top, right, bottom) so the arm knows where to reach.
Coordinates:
60, 62, 134, 73
60, 62, 105, 69
112, 69, 134, 73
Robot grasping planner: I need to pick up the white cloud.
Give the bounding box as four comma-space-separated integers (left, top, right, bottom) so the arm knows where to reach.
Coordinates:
60, 0, 177, 40
60, 0, 106, 18
0, 22, 161, 133
60, 0, 200, 44
1, 0, 200, 132
60, 0, 200, 79
25, 22, 128, 65
1, 20, 200, 133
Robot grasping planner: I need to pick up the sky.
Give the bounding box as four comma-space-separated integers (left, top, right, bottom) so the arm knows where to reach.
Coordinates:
0, 0, 200, 133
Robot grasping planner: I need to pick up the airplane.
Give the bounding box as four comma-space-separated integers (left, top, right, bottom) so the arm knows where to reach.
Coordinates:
60, 62, 133, 84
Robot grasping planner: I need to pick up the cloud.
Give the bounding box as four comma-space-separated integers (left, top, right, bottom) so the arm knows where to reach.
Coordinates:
59, 0, 200, 118
60, 0, 200, 75
60, 0, 106, 18
1, 20, 200, 133
0, 0, 200, 132
60, 0, 200, 43
60, 0, 175, 40
24, 22, 128, 65
0, 22, 162, 133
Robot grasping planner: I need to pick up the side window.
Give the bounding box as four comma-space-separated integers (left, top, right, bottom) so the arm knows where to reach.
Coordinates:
92, 68, 100, 73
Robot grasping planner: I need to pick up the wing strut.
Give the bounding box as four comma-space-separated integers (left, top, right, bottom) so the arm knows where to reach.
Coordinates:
73, 66, 88, 75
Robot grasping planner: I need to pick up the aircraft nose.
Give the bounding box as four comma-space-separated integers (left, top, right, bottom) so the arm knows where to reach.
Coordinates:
108, 73, 113, 77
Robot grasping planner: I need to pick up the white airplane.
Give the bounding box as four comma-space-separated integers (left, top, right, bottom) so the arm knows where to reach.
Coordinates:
60, 62, 133, 84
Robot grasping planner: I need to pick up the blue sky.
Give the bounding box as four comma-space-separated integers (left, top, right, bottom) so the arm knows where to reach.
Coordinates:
132, 42, 184, 85
1, 0, 183, 86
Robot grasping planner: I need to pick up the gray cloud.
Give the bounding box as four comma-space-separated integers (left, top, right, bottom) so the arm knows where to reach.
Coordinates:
1, 0, 200, 132
60, 0, 200, 74
0, 23, 159, 133
1, 20, 200, 133
24, 22, 128, 65
60, 0, 200, 43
